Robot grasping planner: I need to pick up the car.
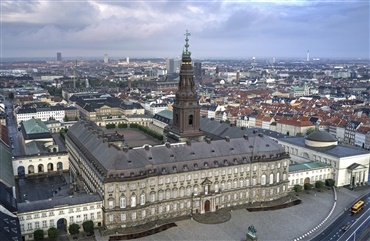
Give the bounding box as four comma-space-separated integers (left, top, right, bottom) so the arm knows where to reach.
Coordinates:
341, 224, 351, 232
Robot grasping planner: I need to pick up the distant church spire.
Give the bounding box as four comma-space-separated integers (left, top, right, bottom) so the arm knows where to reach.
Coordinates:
166, 30, 204, 142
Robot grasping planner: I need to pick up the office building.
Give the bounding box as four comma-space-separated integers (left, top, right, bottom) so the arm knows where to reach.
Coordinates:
57, 52, 62, 62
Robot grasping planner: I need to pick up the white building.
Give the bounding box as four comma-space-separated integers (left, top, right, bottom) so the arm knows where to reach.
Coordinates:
288, 162, 332, 188
278, 131, 370, 187
16, 107, 65, 125
12, 152, 69, 177
18, 194, 102, 240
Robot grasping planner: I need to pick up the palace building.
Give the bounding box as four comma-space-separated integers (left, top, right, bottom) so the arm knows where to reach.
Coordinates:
65, 32, 291, 230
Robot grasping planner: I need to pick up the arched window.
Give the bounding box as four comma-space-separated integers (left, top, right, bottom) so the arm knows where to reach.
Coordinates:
194, 185, 198, 196
189, 115, 193, 126
180, 187, 185, 197
269, 173, 274, 184
221, 181, 225, 191
227, 180, 231, 190
150, 192, 155, 202
130, 194, 136, 207
186, 186, 191, 196
158, 190, 163, 201
214, 182, 219, 192
261, 175, 266, 185
172, 188, 178, 198
165, 189, 171, 199
283, 173, 287, 181
140, 193, 145, 205
276, 173, 280, 183
119, 196, 126, 208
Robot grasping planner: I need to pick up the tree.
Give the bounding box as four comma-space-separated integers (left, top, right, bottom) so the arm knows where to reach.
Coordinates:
306, 128, 315, 135
47, 227, 59, 241
63, 116, 69, 122
82, 220, 94, 235
33, 229, 44, 241
68, 223, 80, 235
325, 179, 335, 187
304, 183, 313, 191
293, 184, 303, 195
8, 92, 15, 100
315, 180, 324, 190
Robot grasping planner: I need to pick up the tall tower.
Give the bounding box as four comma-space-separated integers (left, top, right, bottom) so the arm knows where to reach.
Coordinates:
167, 30, 203, 142
306, 50, 310, 62
104, 54, 109, 64
57, 52, 62, 62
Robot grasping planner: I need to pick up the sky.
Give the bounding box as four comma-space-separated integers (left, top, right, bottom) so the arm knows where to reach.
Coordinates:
1, 0, 369, 60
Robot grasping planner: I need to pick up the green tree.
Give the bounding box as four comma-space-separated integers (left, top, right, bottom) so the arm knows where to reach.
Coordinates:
68, 223, 80, 235
293, 184, 303, 195
325, 179, 335, 187
33, 229, 44, 241
82, 220, 94, 235
304, 183, 313, 191
63, 116, 69, 122
8, 92, 15, 100
315, 180, 324, 190
47, 227, 59, 241
306, 128, 315, 135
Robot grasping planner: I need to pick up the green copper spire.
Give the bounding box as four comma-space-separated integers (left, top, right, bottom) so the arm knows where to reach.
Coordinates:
183, 30, 191, 57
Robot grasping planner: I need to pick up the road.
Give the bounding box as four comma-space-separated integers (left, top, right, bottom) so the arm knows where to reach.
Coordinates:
5, 98, 23, 157
310, 191, 370, 241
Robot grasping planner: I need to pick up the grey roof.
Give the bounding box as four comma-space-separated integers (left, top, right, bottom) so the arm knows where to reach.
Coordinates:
0, 141, 15, 187
17, 193, 101, 213
306, 131, 337, 142
278, 136, 370, 158
200, 118, 285, 140
67, 121, 287, 178
289, 162, 330, 172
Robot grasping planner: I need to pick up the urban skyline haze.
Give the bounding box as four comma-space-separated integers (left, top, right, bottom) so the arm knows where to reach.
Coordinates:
1, 0, 369, 60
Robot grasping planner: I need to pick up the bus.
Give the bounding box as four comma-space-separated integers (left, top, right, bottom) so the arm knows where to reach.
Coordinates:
351, 200, 365, 214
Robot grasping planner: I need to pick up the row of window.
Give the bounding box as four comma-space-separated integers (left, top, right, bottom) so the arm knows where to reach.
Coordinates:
21, 212, 101, 231
108, 164, 288, 193
19, 205, 101, 220
108, 176, 286, 209
108, 187, 286, 223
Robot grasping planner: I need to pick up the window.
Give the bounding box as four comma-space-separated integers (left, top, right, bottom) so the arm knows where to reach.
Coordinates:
186, 186, 191, 196
180, 187, 185, 197
119, 185, 126, 191
97, 212, 101, 219
42, 221, 47, 228
131, 195, 136, 207
234, 168, 238, 174
50, 219, 54, 227
252, 178, 256, 186
245, 179, 250, 187
233, 180, 237, 189
221, 169, 226, 176
142, 210, 146, 218
132, 212, 137, 220
261, 175, 266, 185
166, 189, 171, 199
172, 188, 178, 198
108, 186, 114, 192
253, 166, 257, 171
84, 214, 88, 220
269, 174, 274, 184
246, 166, 250, 172
194, 185, 198, 196
158, 206, 163, 213
228, 169, 232, 175
108, 200, 114, 209
239, 179, 243, 188
221, 182, 225, 191
158, 191, 163, 201
35, 222, 39, 229
140, 193, 145, 205
120, 196, 126, 208
276, 173, 280, 183
27, 223, 32, 230
166, 177, 170, 184
227, 180, 231, 190
187, 174, 191, 181
151, 207, 155, 215
215, 183, 219, 192
90, 213, 95, 220
109, 214, 114, 222
141, 182, 146, 188
166, 204, 170, 212
173, 176, 178, 182
120, 213, 126, 221
150, 192, 155, 202
70, 217, 74, 223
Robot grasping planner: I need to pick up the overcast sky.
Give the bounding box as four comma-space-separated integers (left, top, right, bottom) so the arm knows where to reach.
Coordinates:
1, 0, 369, 59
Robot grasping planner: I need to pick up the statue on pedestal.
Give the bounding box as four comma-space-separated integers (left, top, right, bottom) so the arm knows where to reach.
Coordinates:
246, 225, 257, 241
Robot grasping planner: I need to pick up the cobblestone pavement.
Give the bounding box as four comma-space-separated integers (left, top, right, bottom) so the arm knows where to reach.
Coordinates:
94, 187, 370, 241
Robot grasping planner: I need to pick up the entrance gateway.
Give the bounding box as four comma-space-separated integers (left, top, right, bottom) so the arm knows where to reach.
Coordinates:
204, 200, 210, 212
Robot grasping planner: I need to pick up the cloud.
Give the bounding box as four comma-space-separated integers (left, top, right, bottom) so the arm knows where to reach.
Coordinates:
1, 0, 369, 58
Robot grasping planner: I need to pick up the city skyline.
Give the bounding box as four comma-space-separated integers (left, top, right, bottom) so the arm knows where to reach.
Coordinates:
1, 0, 369, 59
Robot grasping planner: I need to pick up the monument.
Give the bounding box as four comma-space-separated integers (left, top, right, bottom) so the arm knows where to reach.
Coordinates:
246, 225, 257, 241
